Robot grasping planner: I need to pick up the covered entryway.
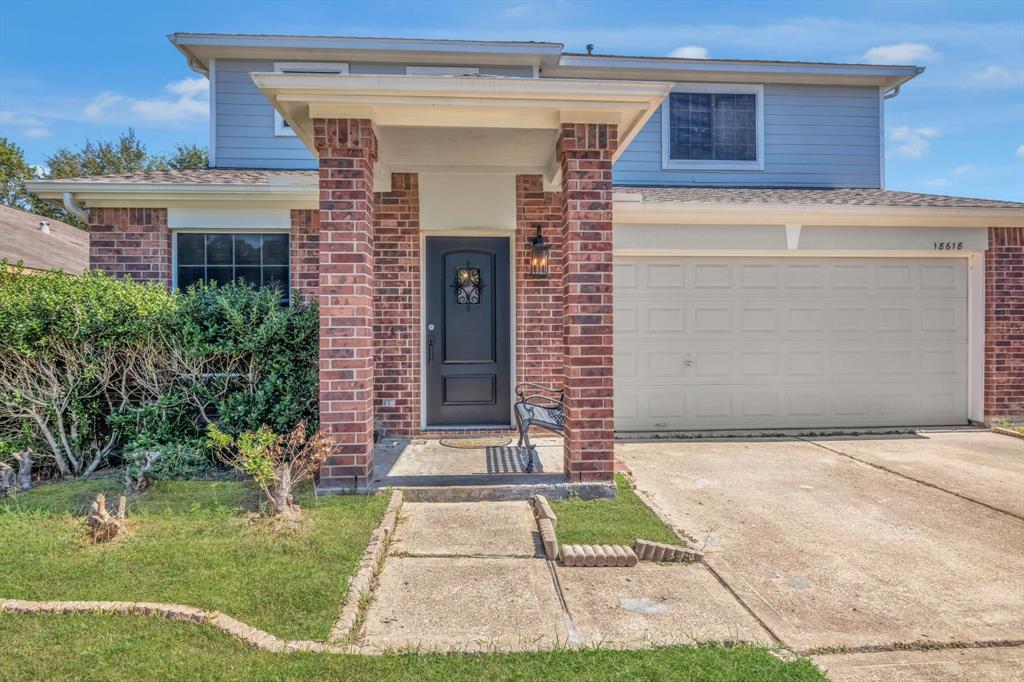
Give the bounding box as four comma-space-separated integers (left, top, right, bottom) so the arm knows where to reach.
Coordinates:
615, 256, 970, 431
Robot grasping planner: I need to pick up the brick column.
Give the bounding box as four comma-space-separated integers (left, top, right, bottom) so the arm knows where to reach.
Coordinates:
985, 227, 1024, 421
557, 123, 617, 482
314, 119, 377, 489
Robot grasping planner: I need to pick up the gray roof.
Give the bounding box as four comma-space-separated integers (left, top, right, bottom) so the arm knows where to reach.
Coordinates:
614, 186, 1024, 209
39, 169, 317, 185
30, 170, 1023, 209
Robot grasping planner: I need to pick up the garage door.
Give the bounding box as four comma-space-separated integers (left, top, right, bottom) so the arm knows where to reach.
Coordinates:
614, 257, 968, 431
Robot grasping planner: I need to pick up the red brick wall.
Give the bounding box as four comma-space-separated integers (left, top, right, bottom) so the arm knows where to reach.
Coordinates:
515, 175, 564, 391
985, 227, 1024, 421
314, 118, 378, 488
290, 209, 319, 301
557, 123, 617, 482
373, 173, 421, 437
88, 208, 170, 286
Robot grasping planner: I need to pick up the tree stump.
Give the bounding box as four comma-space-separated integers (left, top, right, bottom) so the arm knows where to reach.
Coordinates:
0, 463, 14, 497
85, 493, 127, 542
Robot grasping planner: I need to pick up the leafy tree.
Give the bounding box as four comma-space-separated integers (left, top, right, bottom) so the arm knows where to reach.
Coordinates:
0, 138, 69, 222
46, 128, 152, 178
158, 143, 208, 171
46, 130, 208, 178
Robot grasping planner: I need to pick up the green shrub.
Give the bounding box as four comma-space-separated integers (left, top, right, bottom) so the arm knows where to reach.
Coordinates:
174, 281, 319, 434
124, 439, 214, 483
0, 267, 176, 477
0, 270, 319, 480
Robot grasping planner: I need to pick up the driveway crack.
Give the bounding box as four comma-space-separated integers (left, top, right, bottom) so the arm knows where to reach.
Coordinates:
796, 437, 1023, 522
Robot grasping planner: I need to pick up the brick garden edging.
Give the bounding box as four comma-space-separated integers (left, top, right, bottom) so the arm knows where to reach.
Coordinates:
991, 426, 1024, 439
0, 598, 356, 654
532, 493, 703, 568
329, 489, 404, 641
2, 489, 406, 654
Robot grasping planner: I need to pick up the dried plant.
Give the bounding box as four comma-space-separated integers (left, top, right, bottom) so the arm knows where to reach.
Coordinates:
207, 420, 332, 517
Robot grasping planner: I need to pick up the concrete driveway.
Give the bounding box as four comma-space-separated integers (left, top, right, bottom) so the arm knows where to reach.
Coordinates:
617, 429, 1024, 679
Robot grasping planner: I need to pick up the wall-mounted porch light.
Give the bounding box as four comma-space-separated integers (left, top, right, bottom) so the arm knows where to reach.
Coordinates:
529, 227, 550, 278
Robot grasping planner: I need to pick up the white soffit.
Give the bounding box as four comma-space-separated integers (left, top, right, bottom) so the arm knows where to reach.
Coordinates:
167, 207, 291, 229
419, 173, 515, 232
249, 72, 672, 165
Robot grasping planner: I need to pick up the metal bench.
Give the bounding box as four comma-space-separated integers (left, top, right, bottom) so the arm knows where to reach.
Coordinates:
513, 383, 565, 473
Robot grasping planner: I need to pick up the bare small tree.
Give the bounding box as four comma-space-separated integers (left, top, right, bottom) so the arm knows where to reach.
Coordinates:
207, 420, 331, 517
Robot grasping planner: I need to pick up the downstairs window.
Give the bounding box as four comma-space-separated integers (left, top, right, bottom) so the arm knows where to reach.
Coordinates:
175, 232, 290, 302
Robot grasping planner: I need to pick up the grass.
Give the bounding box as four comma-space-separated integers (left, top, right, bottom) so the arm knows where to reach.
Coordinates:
549, 474, 681, 546
0, 613, 825, 681
0, 479, 389, 640
996, 420, 1024, 434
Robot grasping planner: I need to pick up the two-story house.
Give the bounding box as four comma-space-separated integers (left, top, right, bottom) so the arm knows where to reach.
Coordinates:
28, 33, 1023, 491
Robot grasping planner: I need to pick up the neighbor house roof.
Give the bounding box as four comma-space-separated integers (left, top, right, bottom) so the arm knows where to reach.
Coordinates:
0, 204, 89, 274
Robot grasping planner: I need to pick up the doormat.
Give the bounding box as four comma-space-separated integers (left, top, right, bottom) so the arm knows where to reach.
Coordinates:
439, 435, 513, 449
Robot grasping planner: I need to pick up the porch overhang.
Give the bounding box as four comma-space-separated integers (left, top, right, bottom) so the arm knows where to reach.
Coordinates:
250, 73, 672, 190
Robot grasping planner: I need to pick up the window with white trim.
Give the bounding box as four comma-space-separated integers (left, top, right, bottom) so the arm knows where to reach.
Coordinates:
273, 62, 349, 136
661, 84, 764, 171
175, 232, 290, 302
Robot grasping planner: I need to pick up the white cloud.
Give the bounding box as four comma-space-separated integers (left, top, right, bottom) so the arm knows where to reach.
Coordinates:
888, 126, 939, 159
861, 42, 938, 64
1017, 144, 1024, 158
951, 164, 975, 175
669, 45, 709, 59
920, 177, 952, 188
0, 110, 51, 138
82, 77, 208, 126
972, 65, 1024, 87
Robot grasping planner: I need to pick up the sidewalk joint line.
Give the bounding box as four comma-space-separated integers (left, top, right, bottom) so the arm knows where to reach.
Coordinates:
797, 437, 1024, 522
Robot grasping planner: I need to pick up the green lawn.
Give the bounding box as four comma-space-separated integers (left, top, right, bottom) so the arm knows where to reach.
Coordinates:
0, 479, 388, 640
549, 474, 681, 546
0, 614, 824, 681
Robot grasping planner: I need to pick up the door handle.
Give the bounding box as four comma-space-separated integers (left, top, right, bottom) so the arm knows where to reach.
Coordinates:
428, 333, 434, 362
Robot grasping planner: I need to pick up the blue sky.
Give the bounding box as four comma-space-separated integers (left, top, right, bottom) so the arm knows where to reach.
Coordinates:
1, 0, 1022, 200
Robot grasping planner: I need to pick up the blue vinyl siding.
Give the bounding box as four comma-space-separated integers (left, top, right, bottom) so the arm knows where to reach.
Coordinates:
614, 84, 882, 188
213, 59, 534, 169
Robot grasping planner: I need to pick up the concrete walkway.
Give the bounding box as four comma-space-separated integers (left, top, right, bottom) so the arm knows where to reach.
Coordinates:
358, 499, 772, 653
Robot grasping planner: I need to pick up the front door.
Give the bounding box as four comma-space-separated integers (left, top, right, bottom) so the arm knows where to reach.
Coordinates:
425, 236, 511, 426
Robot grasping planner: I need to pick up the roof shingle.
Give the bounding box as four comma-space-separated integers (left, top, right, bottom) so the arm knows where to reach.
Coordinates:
613, 186, 1024, 209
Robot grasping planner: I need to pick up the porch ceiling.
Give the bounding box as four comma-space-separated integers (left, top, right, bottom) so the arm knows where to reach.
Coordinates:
249, 72, 671, 190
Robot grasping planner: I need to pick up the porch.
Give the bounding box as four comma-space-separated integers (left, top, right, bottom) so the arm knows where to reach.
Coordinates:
247, 71, 672, 491
361, 436, 616, 501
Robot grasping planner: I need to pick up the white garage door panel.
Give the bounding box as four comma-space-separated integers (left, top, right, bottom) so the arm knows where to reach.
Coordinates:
615, 257, 968, 431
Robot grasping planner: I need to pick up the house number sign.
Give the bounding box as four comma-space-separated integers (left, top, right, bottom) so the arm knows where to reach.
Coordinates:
932, 241, 964, 251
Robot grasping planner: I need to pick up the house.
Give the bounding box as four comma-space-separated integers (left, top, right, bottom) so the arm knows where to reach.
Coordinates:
26, 33, 1023, 491
0, 204, 89, 274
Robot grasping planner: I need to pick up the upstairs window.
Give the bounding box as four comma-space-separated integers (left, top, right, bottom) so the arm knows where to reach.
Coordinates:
175, 232, 290, 302
662, 84, 764, 171
273, 62, 349, 136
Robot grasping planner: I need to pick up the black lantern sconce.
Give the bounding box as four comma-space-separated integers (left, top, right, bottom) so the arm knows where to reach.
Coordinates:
529, 227, 550, 277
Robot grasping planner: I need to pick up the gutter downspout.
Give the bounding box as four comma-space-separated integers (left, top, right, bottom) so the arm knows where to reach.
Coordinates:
62, 192, 89, 223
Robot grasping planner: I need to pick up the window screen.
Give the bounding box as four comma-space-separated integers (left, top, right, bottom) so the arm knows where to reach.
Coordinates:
668, 92, 757, 162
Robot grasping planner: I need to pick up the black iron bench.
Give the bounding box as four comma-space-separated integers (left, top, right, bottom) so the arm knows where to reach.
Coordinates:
513, 383, 565, 473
